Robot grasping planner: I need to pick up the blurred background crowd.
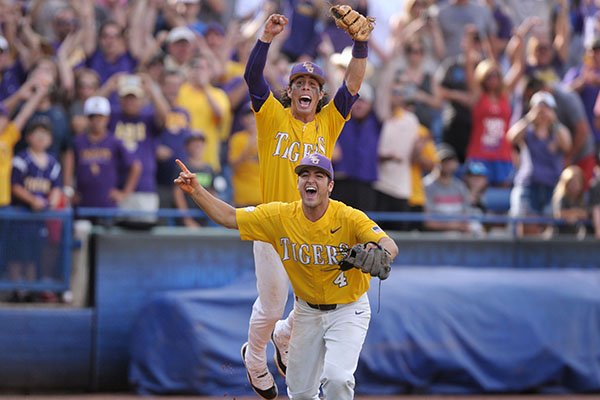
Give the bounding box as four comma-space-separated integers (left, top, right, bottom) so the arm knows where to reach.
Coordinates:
1, 0, 600, 240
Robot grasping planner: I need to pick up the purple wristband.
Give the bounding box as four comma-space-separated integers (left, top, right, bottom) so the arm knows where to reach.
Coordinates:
352, 40, 368, 58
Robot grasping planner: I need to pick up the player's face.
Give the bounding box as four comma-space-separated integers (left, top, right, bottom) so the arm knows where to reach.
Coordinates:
288, 75, 323, 118
297, 167, 333, 208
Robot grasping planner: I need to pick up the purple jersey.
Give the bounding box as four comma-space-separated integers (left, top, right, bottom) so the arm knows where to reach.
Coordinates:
108, 106, 160, 192
157, 106, 193, 185
11, 150, 61, 207
0, 60, 26, 101
74, 133, 136, 207
83, 49, 138, 84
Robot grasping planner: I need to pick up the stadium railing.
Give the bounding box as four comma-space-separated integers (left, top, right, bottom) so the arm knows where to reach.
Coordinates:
0, 206, 592, 293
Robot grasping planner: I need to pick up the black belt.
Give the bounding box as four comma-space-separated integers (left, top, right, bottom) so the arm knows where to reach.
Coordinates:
297, 296, 337, 311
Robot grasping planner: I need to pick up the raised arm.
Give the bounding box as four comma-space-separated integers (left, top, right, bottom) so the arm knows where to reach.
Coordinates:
244, 14, 288, 111
174, 159, 238, 229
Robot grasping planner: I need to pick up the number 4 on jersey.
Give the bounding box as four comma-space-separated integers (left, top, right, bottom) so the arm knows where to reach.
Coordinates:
333, 271, 348, 288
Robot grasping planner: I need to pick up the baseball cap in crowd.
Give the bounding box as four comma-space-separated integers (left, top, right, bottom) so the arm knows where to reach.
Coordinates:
84, 96, 111, 116
204, 21, 225, 36
118, 75, 144, 98
0, 35, 8, 52
295, 153, 334, 179
25, 115, 52, 135
465, 160, 488, 176
529, 91, 556, 109
185, 130, 206, 144
166, 26, 195, 44
436, 143, 457, 162
289, 61, 326, 86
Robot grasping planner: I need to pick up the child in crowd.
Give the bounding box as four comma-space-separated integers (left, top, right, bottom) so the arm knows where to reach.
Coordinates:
8, 117, 63, 300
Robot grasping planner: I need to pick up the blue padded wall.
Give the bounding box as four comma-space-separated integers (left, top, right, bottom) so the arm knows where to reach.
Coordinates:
93, 230, 254, 390
0, 307, 93, 390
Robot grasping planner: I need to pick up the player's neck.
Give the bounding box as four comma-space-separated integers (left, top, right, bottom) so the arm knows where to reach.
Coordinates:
291, 110, 316, 124
301, 200, 330, 222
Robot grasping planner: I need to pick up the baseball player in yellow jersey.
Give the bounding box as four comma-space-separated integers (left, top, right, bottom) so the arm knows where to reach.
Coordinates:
242, 12, 371, 398
174, 153, 397, 399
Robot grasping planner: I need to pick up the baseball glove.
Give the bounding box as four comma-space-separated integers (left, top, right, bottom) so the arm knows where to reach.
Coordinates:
339, 242, 391, 280
330, 5, 375, 42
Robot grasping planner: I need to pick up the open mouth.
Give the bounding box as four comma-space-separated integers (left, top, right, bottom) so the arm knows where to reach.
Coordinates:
298, 95, 312, 109
304, 185, 317, 199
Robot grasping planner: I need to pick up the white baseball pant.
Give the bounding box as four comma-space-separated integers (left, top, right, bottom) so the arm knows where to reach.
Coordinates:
245, 240, 294, 369
286, 293, 371, 400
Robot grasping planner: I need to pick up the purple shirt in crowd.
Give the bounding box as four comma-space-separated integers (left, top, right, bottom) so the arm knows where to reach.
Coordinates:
156, 106, 193, 186
73, 133, 136, 207
334, 111, 381, 183
222, 76, 251, 135
280, 0, 321, 60
0, 60, 26, 101
514, 126, 564, 188
11, 150, 62, 207
108, 105, 160, 193
83, 49, 137, 84
562, 65, 600, 143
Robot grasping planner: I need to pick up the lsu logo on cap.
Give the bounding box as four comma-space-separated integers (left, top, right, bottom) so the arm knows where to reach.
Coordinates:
303, 61, 315, 73
309, 153, 321, 165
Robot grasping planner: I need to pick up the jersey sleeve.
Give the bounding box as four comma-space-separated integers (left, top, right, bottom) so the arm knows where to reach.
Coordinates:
332, 81, 359, 119
236, 202, 282, 243
345, 207, 388, 244
244, 40, 271, 112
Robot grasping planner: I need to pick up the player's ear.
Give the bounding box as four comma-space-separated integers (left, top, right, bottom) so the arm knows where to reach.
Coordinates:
287, 85, 293, 99
328, 179, 334, 195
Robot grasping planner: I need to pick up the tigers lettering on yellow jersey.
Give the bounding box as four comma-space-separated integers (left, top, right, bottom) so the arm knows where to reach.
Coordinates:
254, 93, 349, 203
236, 200, 388, 305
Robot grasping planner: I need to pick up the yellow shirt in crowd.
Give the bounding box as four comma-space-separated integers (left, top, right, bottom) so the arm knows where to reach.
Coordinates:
177, 82, 232, 172
228, 129, 261, 207
0, 122, 21, 206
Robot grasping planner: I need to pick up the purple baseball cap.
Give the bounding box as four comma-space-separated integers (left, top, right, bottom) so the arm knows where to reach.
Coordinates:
295, 153, 334, 179
289, 61, 326, 86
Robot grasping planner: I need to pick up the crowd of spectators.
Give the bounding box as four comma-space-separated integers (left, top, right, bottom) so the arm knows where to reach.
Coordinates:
1, 0, 600, 244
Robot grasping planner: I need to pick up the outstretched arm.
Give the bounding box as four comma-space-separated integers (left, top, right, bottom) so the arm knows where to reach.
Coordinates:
174, 159, 238, 229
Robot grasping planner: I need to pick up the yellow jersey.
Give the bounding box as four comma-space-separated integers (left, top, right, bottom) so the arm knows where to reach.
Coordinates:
0, 122, 21, 206
236, 199, 389, 305
254, 93, 349, 203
